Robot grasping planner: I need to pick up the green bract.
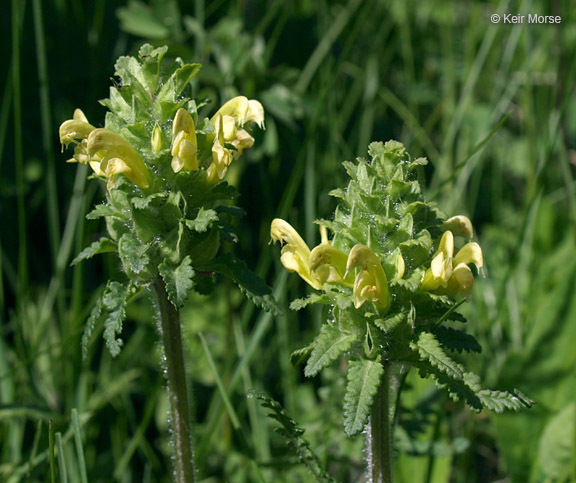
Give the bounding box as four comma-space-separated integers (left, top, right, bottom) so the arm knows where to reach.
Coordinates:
62, 45, 275, 357
272, 141, 533, 437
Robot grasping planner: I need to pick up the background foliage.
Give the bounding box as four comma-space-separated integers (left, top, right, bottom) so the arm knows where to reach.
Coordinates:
1, 0, 575, 481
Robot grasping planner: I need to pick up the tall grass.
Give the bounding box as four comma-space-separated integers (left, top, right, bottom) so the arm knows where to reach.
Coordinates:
1, 0, 575, 481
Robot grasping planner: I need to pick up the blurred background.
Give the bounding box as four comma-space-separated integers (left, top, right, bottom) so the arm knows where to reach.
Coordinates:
1, 0, 575, 481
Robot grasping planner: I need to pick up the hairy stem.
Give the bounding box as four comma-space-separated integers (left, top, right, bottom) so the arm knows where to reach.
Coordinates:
367, 361, 402, 483
153, 277, 196, 483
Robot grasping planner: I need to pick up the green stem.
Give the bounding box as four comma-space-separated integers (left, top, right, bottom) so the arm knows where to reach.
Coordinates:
367, 361, 402, 483
153, 277, 196, 483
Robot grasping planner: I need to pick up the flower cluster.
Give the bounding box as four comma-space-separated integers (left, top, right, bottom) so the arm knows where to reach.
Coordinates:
270, 141, 529, 437
59, 45, 275, 358
60, 98, 263, 191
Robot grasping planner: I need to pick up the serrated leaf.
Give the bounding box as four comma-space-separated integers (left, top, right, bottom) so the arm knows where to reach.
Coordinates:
477, 389, 534, 413
118, 233, 150, 275
290, 344, 314, 367
185, 208, 219, 233
344, 357, 384, 436
304, 324, 357, 377
434, 326, 482, 353
251, 392, 335, 482
81, 289, 104, 360
71, 238, 117, 266
102, 282, 129, 357
205, 254, 280, 314
410, 332, 464, 380
374, 312, 405, 333
86, 204, 125, 219
158, 256, 195, 308
289, 293, 333, 311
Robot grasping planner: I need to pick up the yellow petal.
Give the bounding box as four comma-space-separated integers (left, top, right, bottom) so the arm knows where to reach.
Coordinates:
59, 119, 95, 147
346, 244, 390, 310
309, 244, 350, 285
444, 263, 475, 298
87, 129, 151, 189
246, 100, 265, 129
214, 96, 249, 125
442, 216, 474, 239
453, 242, 483, 272
104, 157, 133, 189
73, 108, 89, 123
172, 108, 195, 136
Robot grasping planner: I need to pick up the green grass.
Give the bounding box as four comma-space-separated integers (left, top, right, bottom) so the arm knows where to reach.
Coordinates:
1, 0, 575, 481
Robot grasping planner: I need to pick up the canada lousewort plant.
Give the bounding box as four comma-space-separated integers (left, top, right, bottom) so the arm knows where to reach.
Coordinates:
60, 45, 275, 482
271, 141, 533, 482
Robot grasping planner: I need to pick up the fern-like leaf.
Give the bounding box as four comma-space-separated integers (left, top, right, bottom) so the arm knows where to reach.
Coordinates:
344, 357, 384, 436
410, 332, 464, 380
102, 281, 130, 357
477, 389, 535, 412
433, 326, 482, 353
71, 238, 117, 265
252, 392, 335, 483
304, 323, 357, 377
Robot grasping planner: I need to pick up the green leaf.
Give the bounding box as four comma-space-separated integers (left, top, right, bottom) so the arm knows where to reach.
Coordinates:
343, 357, 384, 436
158, 256, 195, 308
251, 392, 336, 483
185, 208, 219, 233
410, 332, 464, 380
434, 326, 482, 353
304, 323, 357, 377
102, 282, 130, 357
289, 293, 333, 311
477, 388, 534, 413
118, 233, 150, 275
538, 403, 574, 479
71, 238, 117, 265
205, 254, 280, 314
86, 204, 125, 220
81, 289, 104, 361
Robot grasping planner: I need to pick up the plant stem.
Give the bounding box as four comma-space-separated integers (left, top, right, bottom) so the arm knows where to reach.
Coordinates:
367, 361, 402, 483
153, 277, 196, 483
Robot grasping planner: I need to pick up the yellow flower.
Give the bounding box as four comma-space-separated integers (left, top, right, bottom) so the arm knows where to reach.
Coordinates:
441, 215, 474, 239
309, 226, 352, 286
59, 109, 105, 175
346, 244, 390, 310
171, 108, 198, 172
87, 128, 152, 189
207, 96, 264, 184
421, 230, 483, 298
270, 218, 322, 290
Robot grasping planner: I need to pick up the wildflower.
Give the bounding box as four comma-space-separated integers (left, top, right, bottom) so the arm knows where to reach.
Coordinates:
270, 219, 322, 290
421, 230, 483, 297
87, 128, 152, 189
346, 244, 390, 310
171, 108, 198, 172
441, 215, 474, 239
207, 96, 264, 184
309, 226, 352, 286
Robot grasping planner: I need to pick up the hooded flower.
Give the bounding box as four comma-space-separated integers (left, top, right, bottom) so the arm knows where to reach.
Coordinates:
60, 110, 152, 190
270, 218, 322, 290
346, 244, 390, 310
309, 226, 351, 286
171, 108, 198, 172
207, 96, 264, 184
421, 229, 483, 297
